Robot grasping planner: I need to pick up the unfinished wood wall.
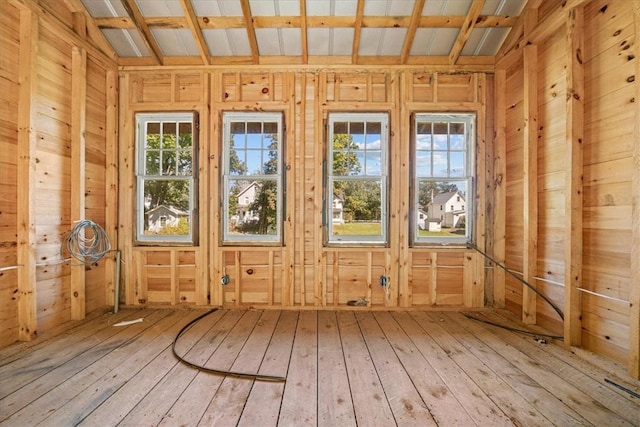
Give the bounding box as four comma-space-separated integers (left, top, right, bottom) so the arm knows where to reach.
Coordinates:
118, 70, 489, 310
0, 0, 117, 348
496, 0, 640, 371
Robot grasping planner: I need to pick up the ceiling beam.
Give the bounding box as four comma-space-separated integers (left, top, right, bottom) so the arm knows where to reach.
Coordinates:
62, 0, 118, 61
400, 0, 425, 64
352, 0, 365, 65
95, 15, 518, 31
120, 0, 163, 65
495, 0, 542, 60
240, 0, 259, 64
179, 0, 209, 65
497, 0, 591, 61
449, 0, 485, 64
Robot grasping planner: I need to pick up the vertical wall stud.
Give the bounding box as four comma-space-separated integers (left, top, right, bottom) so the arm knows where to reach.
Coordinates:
492, 69, 507, 307
70, 46, 87, 320
16, 8, 38, 341
398, 71, 411, 307
473, 73, 487, 308
196, 71, 210, 306
629, 0, 640, 379
105, 70, 118, 307
522, 44, 538, 324
564, 6, 584, 347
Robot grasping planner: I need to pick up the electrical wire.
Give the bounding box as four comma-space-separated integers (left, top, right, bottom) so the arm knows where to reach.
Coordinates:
462, 312, 563, 340
172, 309, 287, 382
65, 220, 111, 265
467, 243, 565, 321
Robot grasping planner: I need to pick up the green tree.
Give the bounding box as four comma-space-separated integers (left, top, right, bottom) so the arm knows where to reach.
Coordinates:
332, 134, 361, 199
343, 181, 381, 221
249, 138, 278, 234
143, 131, 193, 234
227, 137, 248, 220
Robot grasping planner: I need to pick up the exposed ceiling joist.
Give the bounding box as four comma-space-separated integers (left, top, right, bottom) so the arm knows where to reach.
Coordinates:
400, 0, 425, 64
240, 0, 259, 64
78, 0, 530, 68
179, 0, 209, 65
299, 0, 308, 64
352, 0, 365, 65
449, 0, 485, 65
120, 0, 163, 64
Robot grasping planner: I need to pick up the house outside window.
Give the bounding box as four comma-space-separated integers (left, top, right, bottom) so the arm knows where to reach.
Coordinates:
413, 113, 474, 245
222, 112, 283, 244
136, 112, 197, 244
326, 113, 388, 244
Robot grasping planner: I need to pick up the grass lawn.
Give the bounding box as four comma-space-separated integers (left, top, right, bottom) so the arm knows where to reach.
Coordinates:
418, 228, 465, 237
333, 222, 381, 235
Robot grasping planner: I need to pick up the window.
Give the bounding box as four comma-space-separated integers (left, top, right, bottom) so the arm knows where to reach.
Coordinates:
413, 113, 474, 245
327, 113, 388, 244
222, 112, 283, 244
136, 112, 197, 243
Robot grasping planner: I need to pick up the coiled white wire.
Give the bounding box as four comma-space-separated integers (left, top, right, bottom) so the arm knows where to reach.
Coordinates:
65, 220, 111, 265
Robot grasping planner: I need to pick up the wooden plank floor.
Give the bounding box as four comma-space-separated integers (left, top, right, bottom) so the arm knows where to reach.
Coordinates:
1, 308, 639, 426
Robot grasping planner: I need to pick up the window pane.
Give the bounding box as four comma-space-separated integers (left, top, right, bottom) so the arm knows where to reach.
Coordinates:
246, 132, 262, 149
146, 122, 160, 149
366, 121, 381, 135
328, 113, 388, 244
416, 180, 467, 237
246, 150, 262, 174
142, 179, 191, 236
433, 122, 448, 149
350, 121, 365, 137
137, 113, 196, 244
413, 113, 473, 244
264, 144, 278, 175
450, 152, 465, 177
450, 122, 465, 150
331, 179, 382, 237
178, 150, 192, 175
417, 122, 432, 139
146, 150, 160, 175
230, 122, 246, 148
416, 151, 431, 177
162, 151, 176, 176
432, 151, 448, 177
179, 123, 192, 148
333, 121, 348, 136
229, 147, 247, 176
263, 122, 278, 135
227, 178, 278, 237
365, 152, 381, 175
332, 151, 361, 177
223, 113, 282, 243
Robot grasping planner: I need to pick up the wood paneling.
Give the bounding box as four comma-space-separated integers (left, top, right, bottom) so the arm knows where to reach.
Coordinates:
0, 0, 117, 350
0, 1, 21, 348
118, 67, 488, 311
497, 0, 638, 376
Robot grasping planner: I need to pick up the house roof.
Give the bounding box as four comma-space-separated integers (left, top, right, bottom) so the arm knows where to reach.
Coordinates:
77, 0, 528, 67
431, 190, 464, 205
147, 204, 188, 215
237, 181, 259, 198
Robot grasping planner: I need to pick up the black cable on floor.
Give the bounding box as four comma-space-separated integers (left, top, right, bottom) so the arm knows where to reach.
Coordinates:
462, 312, 563, 340
467, 243, 565, 321
172, 308, 286, 382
